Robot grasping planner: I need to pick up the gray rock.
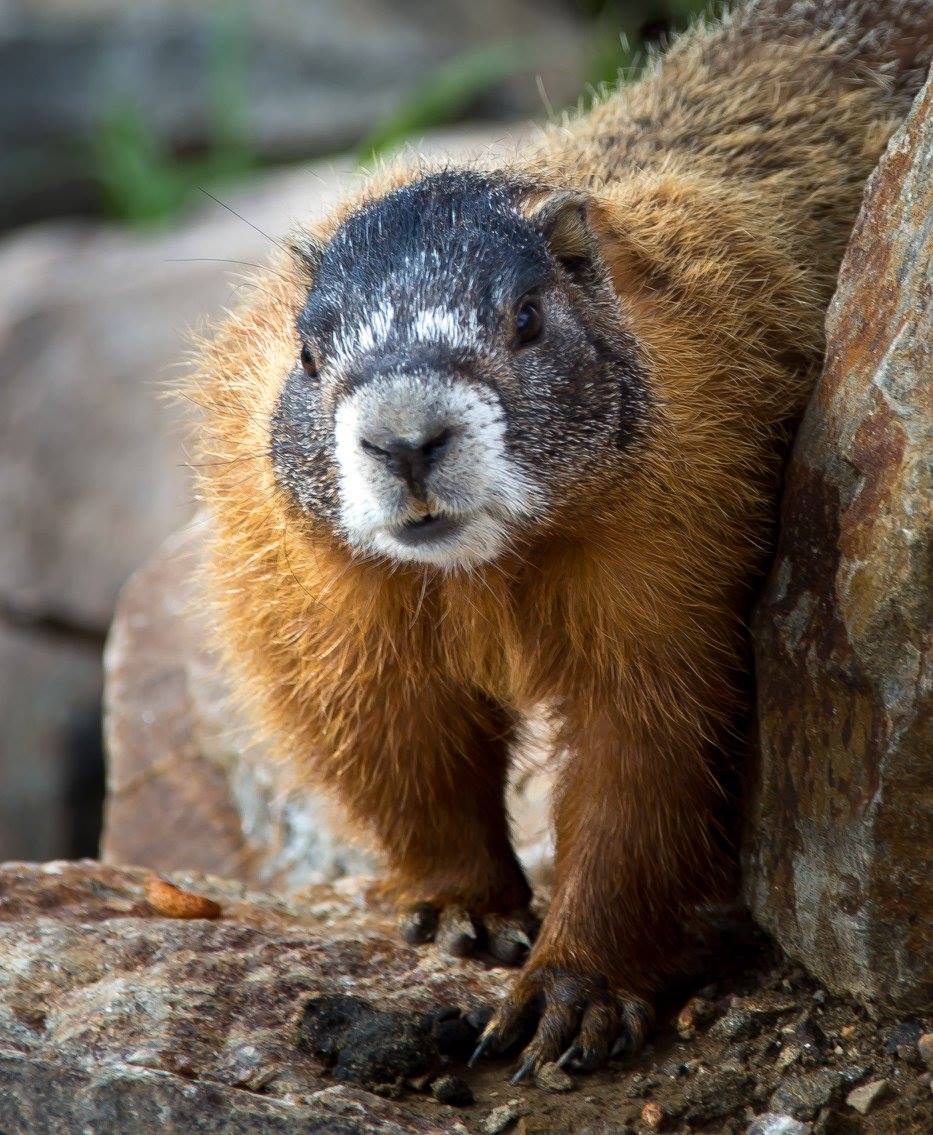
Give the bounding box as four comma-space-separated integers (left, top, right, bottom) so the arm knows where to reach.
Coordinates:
769, 1071, 843, 1120
845, 1079, 889, 1115
745, 75, 933, 1008
747, 1115, 811, 1135
535, 1060, 574, 1092
0, 860, 503, 1134
0, 0, 586, 227
481, 1100, 528, 1134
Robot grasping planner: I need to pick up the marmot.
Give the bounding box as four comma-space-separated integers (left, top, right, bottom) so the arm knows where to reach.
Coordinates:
190, 0, 931, 1078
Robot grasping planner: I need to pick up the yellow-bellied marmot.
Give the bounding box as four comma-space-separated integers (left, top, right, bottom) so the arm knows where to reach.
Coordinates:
190, 0, 931, 1077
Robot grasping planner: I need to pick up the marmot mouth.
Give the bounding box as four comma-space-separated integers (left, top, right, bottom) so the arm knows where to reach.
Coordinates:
392, 511, 467, 546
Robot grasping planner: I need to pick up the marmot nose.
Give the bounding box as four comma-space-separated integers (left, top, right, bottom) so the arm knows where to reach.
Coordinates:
360, 427, 452, 498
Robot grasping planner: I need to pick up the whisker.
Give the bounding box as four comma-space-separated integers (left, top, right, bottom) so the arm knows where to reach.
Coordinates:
197, 187, 290, 253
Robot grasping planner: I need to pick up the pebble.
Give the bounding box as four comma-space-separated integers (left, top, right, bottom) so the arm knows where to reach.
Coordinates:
482, 1100, 528, 1134
746, 1114, 812, 1135
534, 1062, 574, 1093
431, 1074, 474, 1107
676, 996, 714, 1039
918, 1033, 933, 1068
640, 1101, 664, 1130
845, 1079, 889, 1115
711, 1007, 756, 1040
769, 1070, 842, 1119
775, 1044, 802, 1071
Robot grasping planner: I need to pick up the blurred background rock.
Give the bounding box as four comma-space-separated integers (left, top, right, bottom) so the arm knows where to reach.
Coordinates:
0, 0, 705, 862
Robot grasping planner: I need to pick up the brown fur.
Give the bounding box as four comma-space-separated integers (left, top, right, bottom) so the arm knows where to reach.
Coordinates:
188, 0, 931, 1061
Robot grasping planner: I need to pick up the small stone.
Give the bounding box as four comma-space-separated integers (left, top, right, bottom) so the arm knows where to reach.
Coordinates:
677, 996, 714, 1038
431, 1074, 474, 1107
775, 1044, 802, 1071
482, 1099, 528, 1134
811, 990, 826, 1005
534, 1062, 574, 1093
641, 1101, 664, 1130
747, 1114, 812, 1135
770, 1071, 842, 1119
845, 1079, 889, 1115
742, 993, 798, 1019
918, 1033, 933, 1068
712, 1008, 756, 1041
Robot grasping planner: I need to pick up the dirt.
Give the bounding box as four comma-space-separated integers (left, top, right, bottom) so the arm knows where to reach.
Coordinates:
302, 923, 932, 1134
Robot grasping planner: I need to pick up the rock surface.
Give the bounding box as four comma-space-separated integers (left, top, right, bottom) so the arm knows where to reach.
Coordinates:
102, 521, 556, 889
745, 76, 932, 1008
1, 861, 929, 1135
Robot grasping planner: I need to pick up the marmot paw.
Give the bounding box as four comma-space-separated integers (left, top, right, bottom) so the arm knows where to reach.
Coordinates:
398, 903, 540, 966
469, 963, 651, 1079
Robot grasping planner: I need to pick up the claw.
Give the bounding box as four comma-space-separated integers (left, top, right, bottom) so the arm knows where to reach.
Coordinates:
556, 1043, 579, 1069
509, 1055, 537, 1085
468, 1032, 496, 1068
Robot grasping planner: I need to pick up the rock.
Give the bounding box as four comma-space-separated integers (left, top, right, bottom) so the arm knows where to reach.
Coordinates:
298, 994, 439, 1091
711, 1006, 758, 1041
0, 0, 587, 228
747, 1115, 811, 1135
102, 519, 558, 888
769, 1071, 843, 1120
0, 623, 103, 859
845, 1079, 889, 1115
0, 860, 506, 1134
482, 1100, 528, 1134
745, 75, 933, 1008
534, 1061, 574, 1093
640, 1101, 664, 1129
918, 1033, 933, 1068
430, 1074, 474, 1107
683, 1065, 750, 1124
676, 996, 715, 1039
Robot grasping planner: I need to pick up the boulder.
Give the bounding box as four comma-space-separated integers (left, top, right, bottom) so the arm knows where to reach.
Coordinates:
745, 76, 932, 1007
0, 860, 504, 1134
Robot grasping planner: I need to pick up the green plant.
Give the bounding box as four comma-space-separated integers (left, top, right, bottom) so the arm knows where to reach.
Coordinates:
93, 0, 254, 225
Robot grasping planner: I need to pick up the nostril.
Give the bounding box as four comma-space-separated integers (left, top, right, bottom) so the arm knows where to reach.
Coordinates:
420, 427, 452, 461
359, 428, 454, 469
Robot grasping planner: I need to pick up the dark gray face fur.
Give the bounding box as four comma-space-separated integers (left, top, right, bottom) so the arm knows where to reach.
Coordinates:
272, 170, 647, 569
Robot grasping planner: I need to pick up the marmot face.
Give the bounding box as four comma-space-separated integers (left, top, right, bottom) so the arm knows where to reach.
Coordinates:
271, 170, 649, 570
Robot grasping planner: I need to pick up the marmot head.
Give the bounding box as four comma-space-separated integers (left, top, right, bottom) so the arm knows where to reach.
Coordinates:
272, 170, 648, 570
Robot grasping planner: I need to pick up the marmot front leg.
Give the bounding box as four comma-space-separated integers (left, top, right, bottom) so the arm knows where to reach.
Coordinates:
475, 702, 723, 1075
332, 684, 536, 965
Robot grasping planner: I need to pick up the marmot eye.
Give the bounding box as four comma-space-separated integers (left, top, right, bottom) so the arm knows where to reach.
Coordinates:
514, 295, 543, 347
299, 342, 319, 377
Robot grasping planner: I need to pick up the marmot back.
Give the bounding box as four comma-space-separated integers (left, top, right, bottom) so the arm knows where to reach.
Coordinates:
190, 0, 932, 1077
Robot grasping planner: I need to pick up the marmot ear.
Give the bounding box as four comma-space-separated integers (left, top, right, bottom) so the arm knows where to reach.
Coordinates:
520, 189, 594, 274
287, 229, 328, 284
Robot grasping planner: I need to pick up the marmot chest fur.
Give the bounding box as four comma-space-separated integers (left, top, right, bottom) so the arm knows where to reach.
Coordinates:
192, 0, 931, 1075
